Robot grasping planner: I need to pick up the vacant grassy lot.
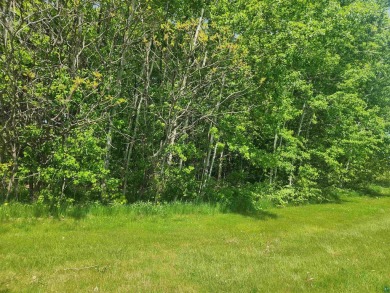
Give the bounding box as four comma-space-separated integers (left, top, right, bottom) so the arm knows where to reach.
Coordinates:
1, 190, 390, 292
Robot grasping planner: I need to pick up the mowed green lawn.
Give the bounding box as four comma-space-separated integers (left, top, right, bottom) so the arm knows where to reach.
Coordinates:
1, 192, 390, 292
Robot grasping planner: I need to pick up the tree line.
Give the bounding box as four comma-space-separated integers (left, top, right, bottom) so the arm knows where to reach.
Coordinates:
1, 0, 389, 206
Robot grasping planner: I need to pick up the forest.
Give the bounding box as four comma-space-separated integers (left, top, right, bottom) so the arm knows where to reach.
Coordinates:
1, 0, 389, 208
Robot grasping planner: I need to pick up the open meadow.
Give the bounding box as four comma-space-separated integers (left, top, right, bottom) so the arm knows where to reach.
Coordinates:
1, 187, 390, 292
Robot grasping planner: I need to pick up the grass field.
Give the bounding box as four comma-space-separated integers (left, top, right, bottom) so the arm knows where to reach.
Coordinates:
1, 187, 390, 292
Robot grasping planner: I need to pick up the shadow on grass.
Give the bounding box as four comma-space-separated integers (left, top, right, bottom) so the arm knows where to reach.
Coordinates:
237, 209, 278, 220
61, 203, 279, 222
320, 194, 345, 204
64, 202, 280, 221
222, 201, 278, 220
316, 182, 390, 204
357, 185, 390, 198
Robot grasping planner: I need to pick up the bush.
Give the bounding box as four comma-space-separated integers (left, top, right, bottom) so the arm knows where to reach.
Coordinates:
210, 183, 271, 214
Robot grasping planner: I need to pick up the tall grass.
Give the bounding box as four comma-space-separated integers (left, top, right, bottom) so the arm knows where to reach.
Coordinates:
1, 183, 388, 222
0, 201, 224, 222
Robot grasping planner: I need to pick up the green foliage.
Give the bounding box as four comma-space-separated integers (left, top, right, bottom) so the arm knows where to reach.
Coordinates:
0, 0, 389, 204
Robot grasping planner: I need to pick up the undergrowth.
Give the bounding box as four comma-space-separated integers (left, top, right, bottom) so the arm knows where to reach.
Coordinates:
1, 183, 388, 221
0, 201, 224, 222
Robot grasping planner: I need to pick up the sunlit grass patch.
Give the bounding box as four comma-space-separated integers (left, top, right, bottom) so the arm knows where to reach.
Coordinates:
1, 191, 390, 292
